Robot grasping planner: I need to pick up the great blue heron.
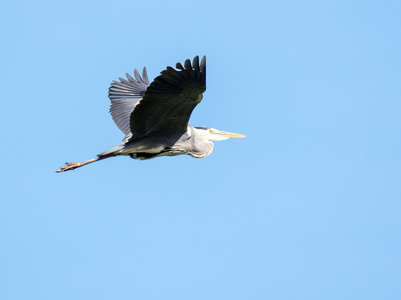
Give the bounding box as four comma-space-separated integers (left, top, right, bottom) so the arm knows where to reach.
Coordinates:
57, 56, 245, 172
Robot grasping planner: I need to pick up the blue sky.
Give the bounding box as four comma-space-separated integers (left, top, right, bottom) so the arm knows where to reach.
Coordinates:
1, 0, 400, 299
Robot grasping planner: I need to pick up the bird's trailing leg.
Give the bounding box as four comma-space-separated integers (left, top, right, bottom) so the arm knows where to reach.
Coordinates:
57, 158, 99, 172
56, 155, 113, 173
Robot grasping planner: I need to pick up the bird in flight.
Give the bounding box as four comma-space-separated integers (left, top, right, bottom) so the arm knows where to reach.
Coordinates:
57, 56, 245, 172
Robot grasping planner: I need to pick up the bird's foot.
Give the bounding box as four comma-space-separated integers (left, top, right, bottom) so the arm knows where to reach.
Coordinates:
56, 162, 82, 173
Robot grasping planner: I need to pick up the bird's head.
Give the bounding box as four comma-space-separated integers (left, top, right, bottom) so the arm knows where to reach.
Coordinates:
195, 127, 246, 141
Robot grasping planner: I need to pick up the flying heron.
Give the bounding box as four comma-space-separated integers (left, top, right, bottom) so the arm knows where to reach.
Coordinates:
57, 56, 245, 172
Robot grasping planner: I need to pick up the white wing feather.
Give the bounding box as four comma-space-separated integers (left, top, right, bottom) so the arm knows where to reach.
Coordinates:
108, 67, 150, 141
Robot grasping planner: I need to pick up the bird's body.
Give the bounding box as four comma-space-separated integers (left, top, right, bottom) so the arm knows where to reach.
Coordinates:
57, 56, 244, 172
100, 125, 214, 159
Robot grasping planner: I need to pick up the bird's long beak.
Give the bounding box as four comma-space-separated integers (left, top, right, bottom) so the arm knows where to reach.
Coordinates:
218, 131, 246, 138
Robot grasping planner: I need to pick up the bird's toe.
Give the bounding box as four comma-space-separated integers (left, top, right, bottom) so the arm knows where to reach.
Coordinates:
56, 162, 81, 172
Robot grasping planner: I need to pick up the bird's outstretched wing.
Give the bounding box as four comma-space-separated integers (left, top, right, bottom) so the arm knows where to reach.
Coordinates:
129, 56, 206, 141
108, 67, 150, 141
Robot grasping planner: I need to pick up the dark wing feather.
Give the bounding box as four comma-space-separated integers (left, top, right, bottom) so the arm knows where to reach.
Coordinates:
129, 56, 206, 140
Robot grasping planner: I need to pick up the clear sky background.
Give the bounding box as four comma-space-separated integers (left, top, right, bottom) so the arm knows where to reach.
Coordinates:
1, 1, 400, 299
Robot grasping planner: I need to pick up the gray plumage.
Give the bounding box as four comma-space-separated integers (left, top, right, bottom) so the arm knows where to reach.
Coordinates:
57, 56, 244, 172
109, 67, 150, 141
